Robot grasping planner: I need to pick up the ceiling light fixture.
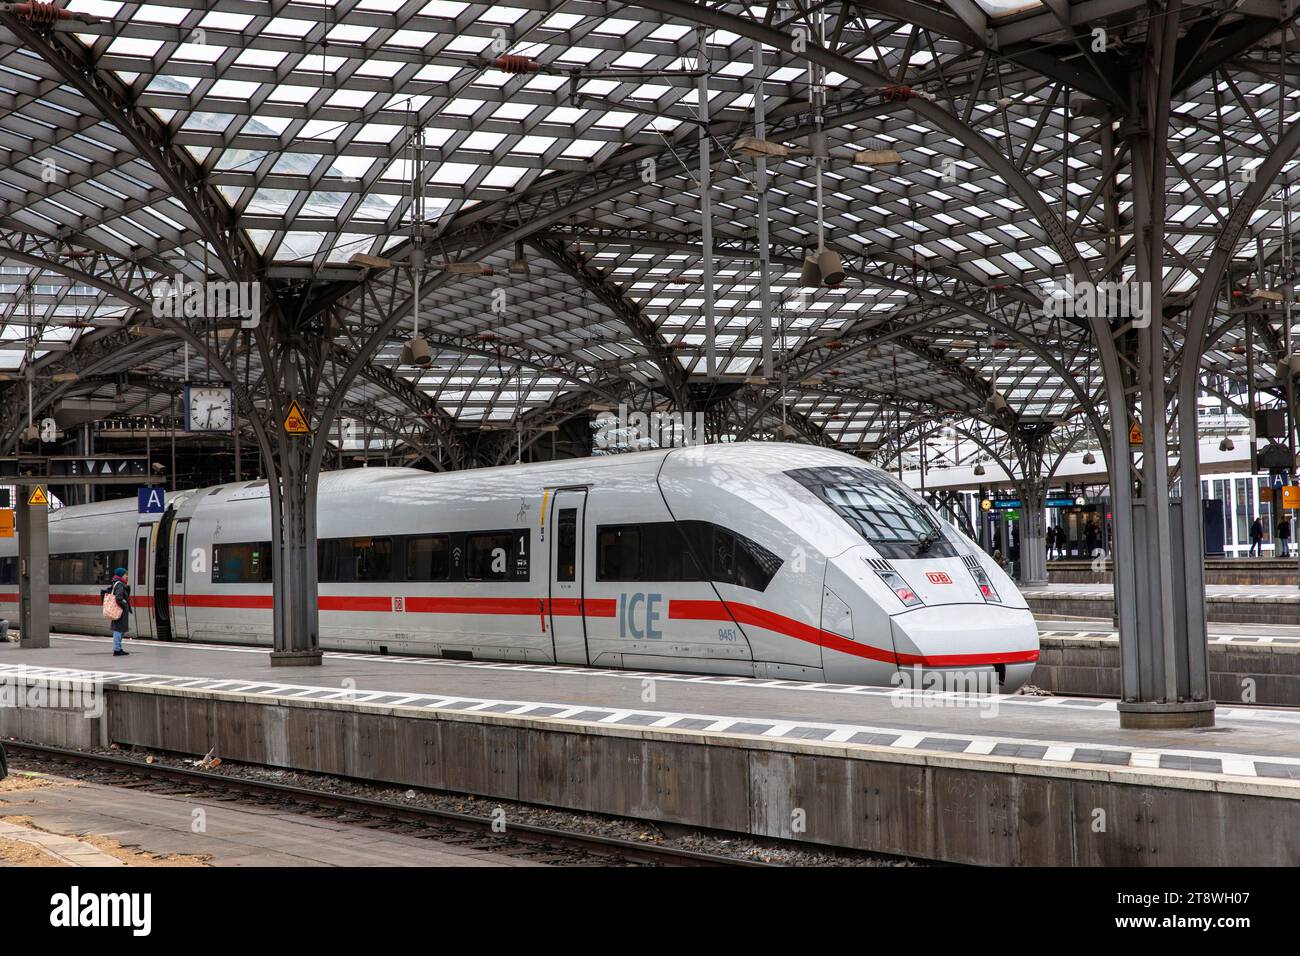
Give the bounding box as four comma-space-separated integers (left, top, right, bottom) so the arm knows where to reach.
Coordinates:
508, 241, 530, 276
735, 136, 789, 159
852, 148, 903, 166
438, 261, 496, 276
349, 252, 393, 270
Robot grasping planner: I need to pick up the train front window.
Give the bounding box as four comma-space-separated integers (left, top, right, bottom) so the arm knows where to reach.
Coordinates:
786, 467, 958, 560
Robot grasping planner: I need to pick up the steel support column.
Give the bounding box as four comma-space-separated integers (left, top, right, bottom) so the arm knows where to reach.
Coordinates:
753, 40, 774, 382
16, 491, 49, 649
1009, 424, 1052, 587
269, 426, 321, 666
697, 26, 716, 378
1114, 0, 1213, 728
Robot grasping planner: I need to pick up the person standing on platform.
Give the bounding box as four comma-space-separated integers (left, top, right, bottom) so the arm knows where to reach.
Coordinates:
1085, 518, 1101, 558
104, 567, 131, 656
1250, 516, 1264, 557
1278, 517, 1292, 558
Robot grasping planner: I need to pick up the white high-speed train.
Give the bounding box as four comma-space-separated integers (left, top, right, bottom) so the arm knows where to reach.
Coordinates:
0, 443, 1039, 688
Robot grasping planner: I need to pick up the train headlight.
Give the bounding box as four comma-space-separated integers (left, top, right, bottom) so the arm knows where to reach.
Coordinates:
968, 565, 1001, 603
877, 569, 924, 607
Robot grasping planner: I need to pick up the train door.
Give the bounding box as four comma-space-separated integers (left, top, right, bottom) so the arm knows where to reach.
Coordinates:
133, 524, 154, 639
151, 508, 174, 641
171, 518, 190, 639
548, 489, 588, 665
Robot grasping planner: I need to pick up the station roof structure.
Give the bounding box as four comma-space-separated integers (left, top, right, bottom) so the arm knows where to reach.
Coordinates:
2, 0, 1298, 474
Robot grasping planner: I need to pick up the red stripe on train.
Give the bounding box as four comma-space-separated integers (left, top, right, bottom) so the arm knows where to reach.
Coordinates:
0, 590, 1037, 667
669, 598, 1038, 667
0, 592, 615, 616
0, 592, 154, 608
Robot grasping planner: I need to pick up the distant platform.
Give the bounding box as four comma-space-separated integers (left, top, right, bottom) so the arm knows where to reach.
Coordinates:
1036, 621, 1300, 704
1025, 582, 1300, 627
1048, 557, 1300, 586
1, 634, 1298, 865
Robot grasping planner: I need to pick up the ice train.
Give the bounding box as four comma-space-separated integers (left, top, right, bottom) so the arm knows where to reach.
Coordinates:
0, 443, 1039, 688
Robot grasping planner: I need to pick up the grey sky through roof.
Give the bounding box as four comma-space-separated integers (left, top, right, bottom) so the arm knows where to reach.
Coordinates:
0, 0, 1297, 466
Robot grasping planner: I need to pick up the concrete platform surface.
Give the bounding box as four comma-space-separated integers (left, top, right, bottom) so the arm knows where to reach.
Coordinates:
0, 815, 126, 866
0, 773, 540, 867
4, 635, 1300, 784
1026, 582, 1300, 602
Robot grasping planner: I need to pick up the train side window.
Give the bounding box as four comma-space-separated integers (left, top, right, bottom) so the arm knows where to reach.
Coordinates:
54, 554, 89, 586
173, 535, 185, 584
353, 537, 393, 582
0, 556, 14, 585
212, 542, 271, 583
712, 528, 737, 584
734, 535, 782, 591
640, 523, 702, 581
556, 509, 577, 582
318, 539, 340, 583
466, 532, 515, 581
677, 521, 780, 591
406, 535, 450, 581
596, 526, 640, 581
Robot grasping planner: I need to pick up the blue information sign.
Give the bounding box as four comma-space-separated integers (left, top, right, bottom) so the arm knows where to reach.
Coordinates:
138, 487, 165, 514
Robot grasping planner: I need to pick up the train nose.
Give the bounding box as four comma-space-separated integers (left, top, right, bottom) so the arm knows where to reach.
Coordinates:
890, 604, 1040, 692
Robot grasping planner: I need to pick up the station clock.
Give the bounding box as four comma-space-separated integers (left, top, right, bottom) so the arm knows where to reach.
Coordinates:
184, 384, 235, 433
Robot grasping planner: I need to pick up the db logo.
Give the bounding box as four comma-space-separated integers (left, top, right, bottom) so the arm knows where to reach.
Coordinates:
925, 571, 953, 585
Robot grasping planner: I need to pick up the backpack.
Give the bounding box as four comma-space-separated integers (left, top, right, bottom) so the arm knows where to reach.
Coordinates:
101, 590, 123, 622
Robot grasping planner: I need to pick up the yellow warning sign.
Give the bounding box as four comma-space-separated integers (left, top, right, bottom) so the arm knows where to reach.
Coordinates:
1128, 421, 1143, 446
283, 400, 311, 436
27, 485, 48, 506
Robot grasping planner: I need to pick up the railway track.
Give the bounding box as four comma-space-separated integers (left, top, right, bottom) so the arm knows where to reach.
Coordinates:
2, 741, 773, 868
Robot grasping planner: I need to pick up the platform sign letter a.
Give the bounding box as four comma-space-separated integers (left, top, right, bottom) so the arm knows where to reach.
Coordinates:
138, 486, 165, 514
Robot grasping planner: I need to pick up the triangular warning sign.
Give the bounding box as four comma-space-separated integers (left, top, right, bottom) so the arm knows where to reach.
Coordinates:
27, 485, 49, 506
283, 400, 310, 436
1128, 421, 1143, 446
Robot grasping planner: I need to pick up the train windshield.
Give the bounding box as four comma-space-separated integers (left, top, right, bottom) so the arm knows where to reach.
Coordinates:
786, 467, 958, 560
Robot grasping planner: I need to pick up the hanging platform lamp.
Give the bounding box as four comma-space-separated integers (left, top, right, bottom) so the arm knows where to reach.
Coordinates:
817, 248, 845, 286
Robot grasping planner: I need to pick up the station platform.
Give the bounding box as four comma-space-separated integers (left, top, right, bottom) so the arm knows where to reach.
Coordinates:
1035, 619, 1300, 704
1, 634, 1297, 866
0, 772, 531, 867
1047, 557, 1300, 586
1025, 582, 1300, 626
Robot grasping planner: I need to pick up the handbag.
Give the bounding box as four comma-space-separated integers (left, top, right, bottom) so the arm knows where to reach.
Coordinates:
101, 591, 123, 622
